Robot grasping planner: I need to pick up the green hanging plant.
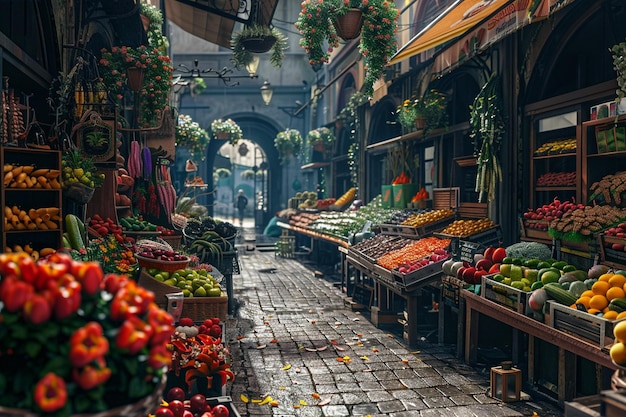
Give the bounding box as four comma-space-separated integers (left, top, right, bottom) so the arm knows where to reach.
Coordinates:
231, 25, 288, 69
469, 74, 505, 203
274, 129, 303, 164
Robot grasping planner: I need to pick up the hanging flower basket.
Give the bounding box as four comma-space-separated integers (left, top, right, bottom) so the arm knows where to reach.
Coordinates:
215, 131, 230, 140
240, 36, 277, 54
332, 8, 363, 41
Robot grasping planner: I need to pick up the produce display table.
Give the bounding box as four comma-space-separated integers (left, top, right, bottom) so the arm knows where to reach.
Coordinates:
276, 221, 348, 266
463, 290, 616, 405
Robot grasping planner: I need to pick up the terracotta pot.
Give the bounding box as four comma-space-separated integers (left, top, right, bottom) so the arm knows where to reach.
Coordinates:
333, 8, 363, 41
127, 67, 144, 92
215, 131, 230, 140
140, 14, 150, 32
313, 141, 326, 152
414, 116, 426, 130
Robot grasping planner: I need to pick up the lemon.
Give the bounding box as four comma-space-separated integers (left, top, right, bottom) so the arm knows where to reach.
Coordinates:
614, 320, 626, 343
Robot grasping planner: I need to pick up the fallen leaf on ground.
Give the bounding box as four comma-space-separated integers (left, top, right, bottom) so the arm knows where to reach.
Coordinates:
311, 393, 321, 399
335, 346, 346, 351
317, 396, 332, 406
240, 394, 249, 403
360, 355, 369, 360
330, 339, 338, 345
282, 364, 292, 370
316, 345, 328, 351
305, 347, 317, 352
270, 338, 278, 343
256, 344, 267, 349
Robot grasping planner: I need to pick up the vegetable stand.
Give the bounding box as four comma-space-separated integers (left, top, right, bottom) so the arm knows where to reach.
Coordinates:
463, 290, 616, 406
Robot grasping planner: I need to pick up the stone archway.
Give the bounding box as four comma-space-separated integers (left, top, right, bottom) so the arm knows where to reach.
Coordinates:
204, 112, 282, 229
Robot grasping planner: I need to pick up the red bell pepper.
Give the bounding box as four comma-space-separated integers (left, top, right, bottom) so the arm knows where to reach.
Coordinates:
51, 274, 82, 320
115, 315, 153, 354
147, 343, 172, 369
147, 303, 174, 346
70, 261, 104, 295
69, 322, 109, 368
102, 273, 130, 295
72, 357, 112, 390
33, 372, 68, 413
23, 293, 52, 325
0, 276, 34, 312
110, 280, 155, 321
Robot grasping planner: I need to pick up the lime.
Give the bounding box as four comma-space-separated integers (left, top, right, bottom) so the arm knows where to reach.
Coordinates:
154, 273, 165, 282
207, 287, 222, 297
194, 287, 207, 297
164, 279, 177, 287
182, 289, 192, 297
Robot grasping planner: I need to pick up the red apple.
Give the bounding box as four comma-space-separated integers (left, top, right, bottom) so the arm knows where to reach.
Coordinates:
473, 269, 488, 284
483, 246, 495, 262
462, 267, 477, 284
474, 258, 493, 271
166, 387, 186, 402
491, 247, 507, 264
212, 404, 230, 417
488, 263, 501, 274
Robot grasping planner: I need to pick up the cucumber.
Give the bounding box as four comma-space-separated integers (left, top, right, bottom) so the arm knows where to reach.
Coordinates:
65, 214, 85, 250
609, 297, 626, 313
543, 282, 577, 306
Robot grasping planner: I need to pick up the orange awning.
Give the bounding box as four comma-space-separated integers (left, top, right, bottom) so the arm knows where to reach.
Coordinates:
389, 0, 514, 65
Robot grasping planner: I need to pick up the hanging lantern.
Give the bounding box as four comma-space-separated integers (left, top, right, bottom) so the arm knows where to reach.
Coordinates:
238, 142, 249, 156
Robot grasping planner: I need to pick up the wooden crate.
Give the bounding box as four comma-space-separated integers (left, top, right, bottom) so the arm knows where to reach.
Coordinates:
547, 301, 624, 349
377, 223, 421, 238
564, 395, 602, 417
391, 258, 446, 290
481, 275, 531, 315
598, 233, 626, 269
181, 293, 228, 323
457, 202, 488, 219
519, 218, 552, 244
602, 390, 626, 417
432, 187, 459, 210
441, 275, 469, 308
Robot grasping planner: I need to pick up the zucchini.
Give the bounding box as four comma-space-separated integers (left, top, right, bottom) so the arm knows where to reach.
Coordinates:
543, 282, 577, 306
65, 214, 85, 250
609, 297, 626, 313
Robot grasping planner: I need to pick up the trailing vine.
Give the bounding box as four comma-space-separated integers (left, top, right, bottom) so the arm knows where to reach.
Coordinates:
469, 74, 505, 203
339, 92, 368, 189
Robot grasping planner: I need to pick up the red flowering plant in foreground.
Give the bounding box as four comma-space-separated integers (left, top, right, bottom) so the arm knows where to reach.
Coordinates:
0, 252, 174, 415
167, 317, 233, 396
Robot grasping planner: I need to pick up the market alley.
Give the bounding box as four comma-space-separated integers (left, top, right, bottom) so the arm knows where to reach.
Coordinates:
223, 242, 564, 417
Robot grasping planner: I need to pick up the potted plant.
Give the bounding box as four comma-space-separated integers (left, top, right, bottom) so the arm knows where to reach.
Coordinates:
231, 24, 288, 69
176, 114, 210, 161
295, 0, 399, 95
241, 169, 255, 180
0, 252, 174, 415
139, 2, 169, 53
98, 45, 173, 128
211, 118, 243, 144
274, 129, 303, 164
216, 168, 231, 179
307, 127, 335, 152
396, 89, 448, 135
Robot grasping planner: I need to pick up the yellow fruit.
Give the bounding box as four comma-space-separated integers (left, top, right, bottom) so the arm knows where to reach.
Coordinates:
576, 296, 591, 310
592, 280, 610, 296
603, 310, 619, 320
610, 342, 626, 366
607, 287, 626, 301
617, 311, 626, 320
589, 294, 609, 311
587, 308, 602, 315
609, 274, 626, 289
598, 273, 614, 282
581, 290, 595, 298
614, 320, 626, 343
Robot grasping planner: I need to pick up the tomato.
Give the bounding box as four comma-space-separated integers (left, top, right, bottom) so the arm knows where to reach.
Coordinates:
166, 387, 186, 402
212, 404, 230, 417
154, 408, 175, 417
168, 400, 185, 417
189, 394, 207, 413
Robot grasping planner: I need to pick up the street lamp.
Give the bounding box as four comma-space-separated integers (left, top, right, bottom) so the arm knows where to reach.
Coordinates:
245, 56, 261, 78
260, 80, 273, 105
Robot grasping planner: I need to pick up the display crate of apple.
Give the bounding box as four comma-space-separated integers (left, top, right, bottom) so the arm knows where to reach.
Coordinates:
598, 225, 626, 269
391, 249, 451, 289
348, 234, 408, 265
441, 275, 470, 308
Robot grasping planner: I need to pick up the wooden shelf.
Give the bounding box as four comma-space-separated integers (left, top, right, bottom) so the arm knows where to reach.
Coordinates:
533, 152, 576, 159
535, 186, 576, 191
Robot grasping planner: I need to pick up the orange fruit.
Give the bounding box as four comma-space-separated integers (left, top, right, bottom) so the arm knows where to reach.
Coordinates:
599, 273, 614, 282
587, 308, 602, 315
614, 320, 626, 343
581, 290, 595, 299
592, 281, 610, 296
607, 286, 626, 301
575, 296, 591, 309
603, 310, 619, 320
610, 342, 626, 366
589, 294, 609, 311
617, 311, 626, 320
610, 274, 626, 288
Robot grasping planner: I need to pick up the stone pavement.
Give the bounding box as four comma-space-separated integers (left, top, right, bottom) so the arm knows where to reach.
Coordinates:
222, 236, 565, 417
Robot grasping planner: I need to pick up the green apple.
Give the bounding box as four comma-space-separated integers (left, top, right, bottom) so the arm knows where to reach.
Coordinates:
153, 273, 165, 282
194, 287, 207, 297
207, 287, 222, 297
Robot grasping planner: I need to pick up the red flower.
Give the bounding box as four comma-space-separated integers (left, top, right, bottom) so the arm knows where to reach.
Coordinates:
33, 373, 67, 413
69, 322, 109, 368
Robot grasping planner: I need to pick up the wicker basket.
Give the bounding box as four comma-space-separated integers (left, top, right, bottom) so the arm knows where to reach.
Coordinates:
160, 234, 182, 250
181, 293, 228, 323
138, 268, 180, 309
0, 374, 165, 417
135, 254, 189, 273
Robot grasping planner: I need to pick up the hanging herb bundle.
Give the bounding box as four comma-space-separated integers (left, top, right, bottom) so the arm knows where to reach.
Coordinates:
469, 74, 505, 203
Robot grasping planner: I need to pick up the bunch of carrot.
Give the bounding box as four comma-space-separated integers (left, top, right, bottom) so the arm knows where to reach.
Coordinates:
411, 187, 429, 202
391, 172, 410, 185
